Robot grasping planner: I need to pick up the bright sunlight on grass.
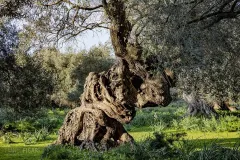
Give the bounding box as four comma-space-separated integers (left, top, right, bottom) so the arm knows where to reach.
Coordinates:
0, 104, 239, 160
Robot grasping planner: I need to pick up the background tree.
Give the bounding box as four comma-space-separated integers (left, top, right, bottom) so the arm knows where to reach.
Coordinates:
0, 21, 55, 120
0, 0, 33, 18
130, 0, 240, 116
70, 43, 114, 102
35, 43, 114, 108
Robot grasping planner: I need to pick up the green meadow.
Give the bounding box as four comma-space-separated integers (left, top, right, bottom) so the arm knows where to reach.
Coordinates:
1, 103, 239, 160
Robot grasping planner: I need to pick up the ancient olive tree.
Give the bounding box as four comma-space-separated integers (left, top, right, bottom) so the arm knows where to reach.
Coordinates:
14, 0, 174, 149
130, 0, 240, 116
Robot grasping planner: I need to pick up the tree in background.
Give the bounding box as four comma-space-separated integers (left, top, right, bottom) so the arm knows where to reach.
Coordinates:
70, 43, 114, 103
0, 21, 18, 57
0, 0, 32, 18
0, 21, 54, 120
130, 0, 240, 116
35, 43, 114, 108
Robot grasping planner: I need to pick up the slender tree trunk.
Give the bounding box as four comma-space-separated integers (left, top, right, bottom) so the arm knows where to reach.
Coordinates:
56, 0, 173, 150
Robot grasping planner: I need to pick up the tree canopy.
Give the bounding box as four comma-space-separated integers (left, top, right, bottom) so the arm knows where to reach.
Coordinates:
1, 0, 239, 107
0, 22, 55, 118
132, 0, 240, 102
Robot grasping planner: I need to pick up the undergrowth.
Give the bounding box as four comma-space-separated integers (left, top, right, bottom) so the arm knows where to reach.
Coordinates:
125, 104, 240, 133
42, 132, 240, 160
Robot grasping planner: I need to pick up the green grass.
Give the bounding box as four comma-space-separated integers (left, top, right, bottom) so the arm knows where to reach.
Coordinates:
0, 131, 239, 160
0, 135, 57, 160
130, 130, 240, 147
0, 104, 239, 160
40, 131, 240, 160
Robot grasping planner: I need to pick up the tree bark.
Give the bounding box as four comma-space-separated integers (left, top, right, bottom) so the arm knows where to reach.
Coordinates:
55, 0, 173, 150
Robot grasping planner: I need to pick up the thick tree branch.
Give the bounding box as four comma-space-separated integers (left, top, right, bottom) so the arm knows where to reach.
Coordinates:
187, 0, 240, 26
231, 0, 240, 11
188, 10, 240, 24
43, 0, 103, 10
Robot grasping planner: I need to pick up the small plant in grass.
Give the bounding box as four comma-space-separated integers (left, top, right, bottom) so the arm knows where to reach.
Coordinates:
20, 132, 37, 145
2, 132, 14, 144
202, 117, 218, 132
0, 130, 4, 137
174, 107, 188, 117
151, 121, 166, 132
178, 116, 202, 131
172, 119, 180, 130
34, 127, 49, 141
20, 127, 49, 145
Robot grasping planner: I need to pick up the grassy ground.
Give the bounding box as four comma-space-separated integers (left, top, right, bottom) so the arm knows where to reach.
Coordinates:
130, 130, 240, 147
0, 131, 239, 159
0, 135, 57, 160
0, 103, 239, 160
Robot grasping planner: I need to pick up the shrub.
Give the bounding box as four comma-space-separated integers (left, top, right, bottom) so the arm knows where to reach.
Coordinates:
151, 120, 167, 132
34, 127, 49, 141
20, 128, 49, 145
126, 105, 239, 133
178, 116, 202, 131
129, 111, 153, 127
0, 108, 16, 127
0, 108, 66, 133
0, 130, 4, 137
172, 114, 240, 132
16, 120, 35, 132
20, 132, 37, 145
2, 132, 14, 144
2, 122, 17, 132
33, 117, 62, 132
126, 107, 179, 129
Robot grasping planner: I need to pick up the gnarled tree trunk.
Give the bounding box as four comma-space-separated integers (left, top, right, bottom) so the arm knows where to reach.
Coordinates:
183, 92, 218, 117
55, 0, 173, 150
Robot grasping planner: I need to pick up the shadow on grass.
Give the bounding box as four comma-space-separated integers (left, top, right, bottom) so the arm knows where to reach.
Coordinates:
186, 137, 240, 148
40, 133, 240, 160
